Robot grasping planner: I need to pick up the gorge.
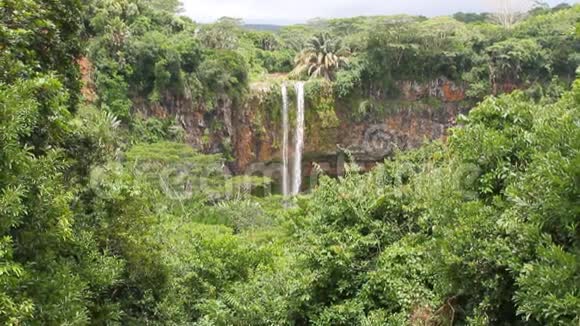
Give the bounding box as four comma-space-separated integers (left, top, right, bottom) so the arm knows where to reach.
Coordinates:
3, 0, 579, 324
130, 75, 470, 194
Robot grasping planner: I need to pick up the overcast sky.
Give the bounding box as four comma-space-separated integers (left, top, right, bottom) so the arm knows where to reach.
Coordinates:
182, 0, 578, 24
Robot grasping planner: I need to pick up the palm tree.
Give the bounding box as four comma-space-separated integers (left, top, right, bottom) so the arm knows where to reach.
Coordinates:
291, 33, 350, 80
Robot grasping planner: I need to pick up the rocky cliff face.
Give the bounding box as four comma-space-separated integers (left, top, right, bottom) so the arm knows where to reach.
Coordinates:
235, 78, 469, 183
77, 56, 483, 190
133, 93, 236, 156
130, 77, 470, 186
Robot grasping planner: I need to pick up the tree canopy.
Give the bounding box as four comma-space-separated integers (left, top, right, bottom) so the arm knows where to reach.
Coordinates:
0, 0, 579, 324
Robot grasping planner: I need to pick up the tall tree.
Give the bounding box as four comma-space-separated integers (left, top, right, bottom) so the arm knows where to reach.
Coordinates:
291, 33, 350, 80
0, 0, 84, 109
147, 0, 183, 13
489, 0, 532, 28
0, 0, 125, 323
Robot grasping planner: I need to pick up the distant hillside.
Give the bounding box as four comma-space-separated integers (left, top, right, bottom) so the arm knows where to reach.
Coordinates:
243, 24, 283, 31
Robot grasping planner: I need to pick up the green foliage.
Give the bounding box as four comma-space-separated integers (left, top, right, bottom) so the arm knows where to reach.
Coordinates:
453, 12, 490, 24
305, 79, 340, 128
424, 83, 579, 323
206, 78, 580, 325
0, 237, 33, 324
199, 50, 249, 103
2, 1, 580, 325
291, 33, 350, 80
256, 49, 295, 73
94, 69, 133, 121
285, 148, 432, 321
82, 1, 579, 134
0, 10, 114, 322
199, 17, 243, 50
129, 116, 185, 144
0, 77, 123, 324
515, 5, 580, 78
333, 56, 365, 98
147, 0, 183, 13
363, 16, 478, 88
125, 141, 269, 202
0, 0, 83, 109
324, 7, 579, 107
210, 199, 276, 233
128, 30, 203, 100
486, 38, 552, 90
86, 2, 253, 129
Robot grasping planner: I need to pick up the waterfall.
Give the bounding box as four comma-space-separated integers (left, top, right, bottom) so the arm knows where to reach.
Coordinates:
279, 81, 306, 196
281, 84, 290, 197
292, 82, 305, 195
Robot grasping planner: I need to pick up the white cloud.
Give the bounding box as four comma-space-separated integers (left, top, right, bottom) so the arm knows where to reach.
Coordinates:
182, 0, 577, 24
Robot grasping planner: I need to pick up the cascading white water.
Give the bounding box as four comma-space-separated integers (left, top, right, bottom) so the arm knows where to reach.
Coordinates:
292, 82, 305, 195
281, 84, 290, 197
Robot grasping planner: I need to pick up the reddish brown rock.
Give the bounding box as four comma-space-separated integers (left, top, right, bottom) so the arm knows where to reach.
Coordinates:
93, 72, 471, 183
78, 57, 96, 103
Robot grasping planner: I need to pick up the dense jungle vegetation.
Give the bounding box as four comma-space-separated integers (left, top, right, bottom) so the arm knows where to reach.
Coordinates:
0, 0, 579, 324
